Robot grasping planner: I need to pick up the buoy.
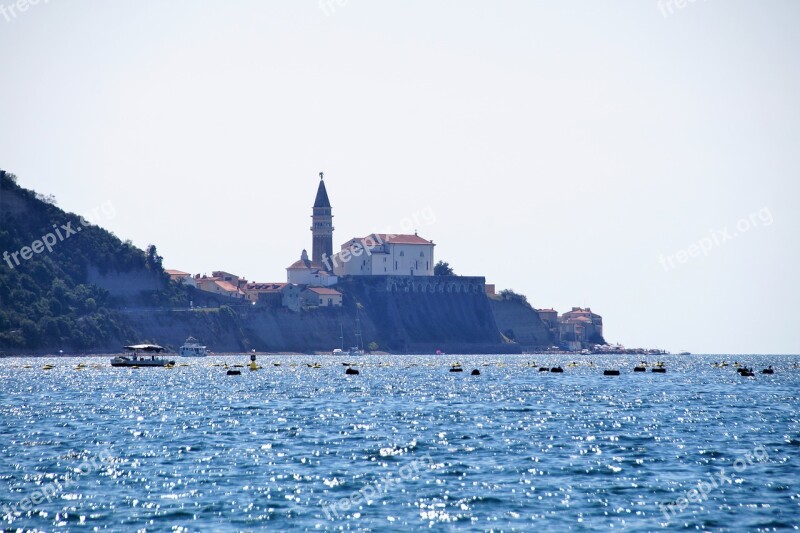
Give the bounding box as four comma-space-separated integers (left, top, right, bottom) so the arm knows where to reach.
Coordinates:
42, 364, 54, 370
471, 369, 480, 376
740, 370, 754, 377
604, 370, 620, 376
634, 366, 646, 372
449, 367, 463, 373
538, 367, 549, 372
651, 368, 666, 373
249, 362, 261, 371
761, 367, 774, 375
345, 368, 359, 375
550, 367, 564, 373
227, 370, 241, 376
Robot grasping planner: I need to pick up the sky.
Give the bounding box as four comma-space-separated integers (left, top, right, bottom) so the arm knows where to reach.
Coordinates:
0, 1, 798, 354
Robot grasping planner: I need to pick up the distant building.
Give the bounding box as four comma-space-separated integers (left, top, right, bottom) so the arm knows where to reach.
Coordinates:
330, 233, 435, 277
212, 271, 247, 289
311, 173, 334, 268
244, 282, 302, 309
196, 276, 245, 299
165, 269, 196, 287
557, 307, 604, 349
301, 287, 343, 307
485, 284, 496, 295
287, 249, 339, 287
535, 308, 558, 329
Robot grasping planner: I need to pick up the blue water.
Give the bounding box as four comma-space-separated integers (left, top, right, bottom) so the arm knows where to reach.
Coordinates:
1, 354, 798, 531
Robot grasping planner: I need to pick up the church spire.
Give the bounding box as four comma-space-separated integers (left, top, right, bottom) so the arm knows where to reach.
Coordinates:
311, 172, 334, 268
313, 172, 331, 208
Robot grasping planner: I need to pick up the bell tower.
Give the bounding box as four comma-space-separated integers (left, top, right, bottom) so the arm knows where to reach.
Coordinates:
311, 172, 334, 269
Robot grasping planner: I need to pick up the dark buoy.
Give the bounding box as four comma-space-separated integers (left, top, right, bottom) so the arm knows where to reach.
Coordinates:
741, 370, 755, 377
651, 368, 666, 373
550, 367, 564, 373
604, 369, 620, 376
227, 370, 241, 376
345, 368, 360, 375
471, 369, 480, 376
762, 367, 774, 375
539, 367, 549, 372
634, 366, 646, 372
449, 367, 463, 373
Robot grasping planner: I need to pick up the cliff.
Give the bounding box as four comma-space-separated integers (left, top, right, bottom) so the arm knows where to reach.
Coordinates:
488, 294, 556, 351
119, 277, 519, 354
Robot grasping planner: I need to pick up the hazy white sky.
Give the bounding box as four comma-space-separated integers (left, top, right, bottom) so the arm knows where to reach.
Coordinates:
1, 1, 798, 354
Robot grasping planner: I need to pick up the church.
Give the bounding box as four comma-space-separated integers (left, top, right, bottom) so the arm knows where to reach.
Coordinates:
286, 173, 435, 286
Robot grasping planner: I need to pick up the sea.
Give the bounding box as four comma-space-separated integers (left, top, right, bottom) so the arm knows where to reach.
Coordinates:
1, 354, 798, 531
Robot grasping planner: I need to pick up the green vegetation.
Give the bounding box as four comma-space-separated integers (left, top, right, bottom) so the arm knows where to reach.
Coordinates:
499, 288, 529, 307
0, 171, 189, 351
433, 260, 454, 276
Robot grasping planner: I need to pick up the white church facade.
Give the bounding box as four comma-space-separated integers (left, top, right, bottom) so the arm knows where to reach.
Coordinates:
328, 233, 435, 277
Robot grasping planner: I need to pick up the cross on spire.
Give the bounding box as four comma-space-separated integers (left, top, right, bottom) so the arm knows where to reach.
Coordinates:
319, 171, 324, 180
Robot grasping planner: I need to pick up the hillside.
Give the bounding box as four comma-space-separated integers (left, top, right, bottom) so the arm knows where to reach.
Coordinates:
0, 170, 188, 351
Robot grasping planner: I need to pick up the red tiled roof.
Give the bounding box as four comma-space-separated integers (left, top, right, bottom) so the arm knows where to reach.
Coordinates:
305, 287, 342, 296
372, 233, 433, 245
564, 316, 592, 323
166, 269, 190, 276
215, 281, 241, 293
345, 233, 434, 249
246, 283, 286, 291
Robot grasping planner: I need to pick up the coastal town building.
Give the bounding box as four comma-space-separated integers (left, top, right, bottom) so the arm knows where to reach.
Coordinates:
329, 233, 435, 277
244, 282, 302, 310
301, 287, 343, 308
287, 249, 339, 286
165, 269, 196, 287
557, 307, 604, 350
535, 308, 558, 330
195, 276, 246, 299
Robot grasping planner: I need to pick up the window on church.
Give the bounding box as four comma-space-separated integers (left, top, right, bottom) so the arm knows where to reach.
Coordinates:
399, 251, 404, 257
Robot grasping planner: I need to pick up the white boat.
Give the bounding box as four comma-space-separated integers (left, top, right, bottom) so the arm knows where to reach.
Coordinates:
179, 337, 208, 357
111, 344, 175, 367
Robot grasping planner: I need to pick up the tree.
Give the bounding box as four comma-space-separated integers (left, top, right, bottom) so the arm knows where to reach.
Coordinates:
145, 244, 163, 271
434, 261, 454, 276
